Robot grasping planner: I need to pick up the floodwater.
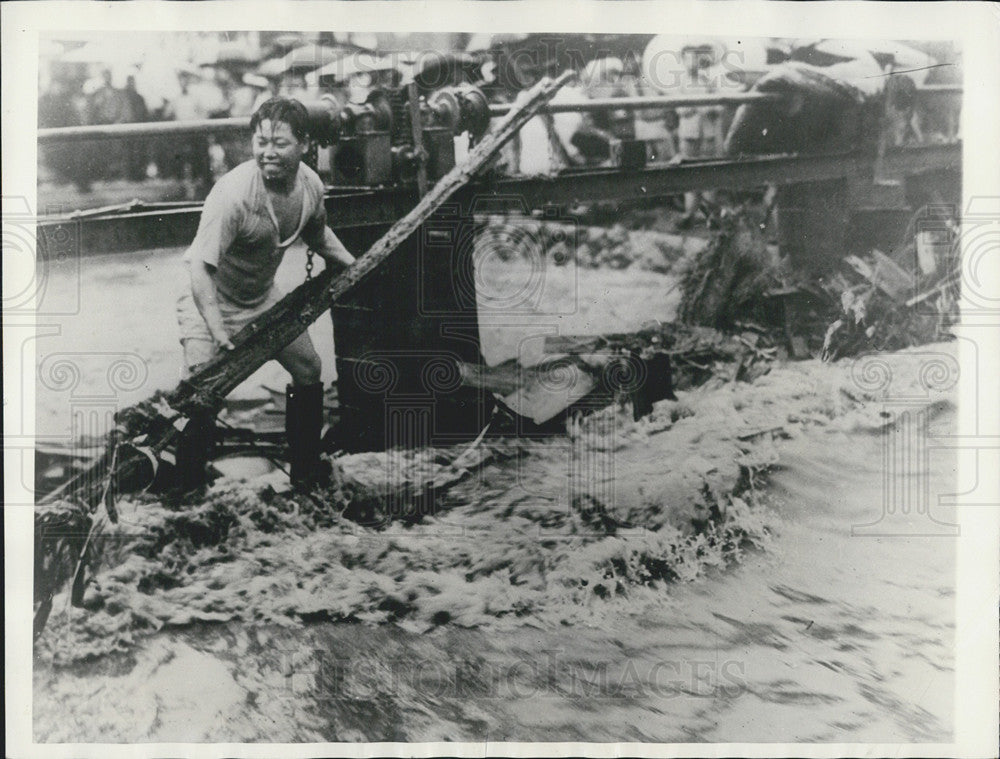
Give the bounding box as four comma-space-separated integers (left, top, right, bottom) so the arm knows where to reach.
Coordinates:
33, 408, 956, 742
30, 241, 957, 743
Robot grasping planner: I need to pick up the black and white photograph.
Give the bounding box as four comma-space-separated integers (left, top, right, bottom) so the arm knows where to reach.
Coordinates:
4, 1, 999, 756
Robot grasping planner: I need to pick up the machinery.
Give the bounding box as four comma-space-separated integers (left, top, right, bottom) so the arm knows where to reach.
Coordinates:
298, 82, 491, 186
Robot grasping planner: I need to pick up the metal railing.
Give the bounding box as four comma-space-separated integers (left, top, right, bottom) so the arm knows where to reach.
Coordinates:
37, 91, 787, 144
485, 92, 784, 116
37, 85, 959, 144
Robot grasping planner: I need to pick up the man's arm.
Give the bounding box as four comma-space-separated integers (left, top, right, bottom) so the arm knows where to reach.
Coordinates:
302, 219, 356, 270
183, 174, 241, 350
317, 226, 356, 269
188, 260, 235, 350
300, 170, 357, 270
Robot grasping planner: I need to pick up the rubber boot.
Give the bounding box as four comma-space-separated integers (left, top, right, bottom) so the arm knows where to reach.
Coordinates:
286, 382, 327, 490
173, 411, 216, 492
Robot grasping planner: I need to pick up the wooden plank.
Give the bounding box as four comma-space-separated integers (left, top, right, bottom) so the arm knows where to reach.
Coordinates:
457, 360, 524, 396
504, 372, 598, 425
459, 357, 601, 425
871, 248, 916, 298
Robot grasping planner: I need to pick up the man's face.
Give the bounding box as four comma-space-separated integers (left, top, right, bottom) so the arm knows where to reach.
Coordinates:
252, 119, 307, 183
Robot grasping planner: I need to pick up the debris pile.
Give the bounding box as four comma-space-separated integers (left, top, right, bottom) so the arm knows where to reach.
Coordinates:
669, 204, 960, 361
821, 235, 960, 361
675, 207, 785, 331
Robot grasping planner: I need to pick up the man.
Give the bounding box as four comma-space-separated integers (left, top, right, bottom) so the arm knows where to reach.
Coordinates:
85, 69, 130, 181
38, 77, 90, 190
123, 75, 151, 181
230, 73, 271, 117
86, 68, 128, 126
176, 97, 356, 490
168, 68, 208, 121
166, 68, 213, 196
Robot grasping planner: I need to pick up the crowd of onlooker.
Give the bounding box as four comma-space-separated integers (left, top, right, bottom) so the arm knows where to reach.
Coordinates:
38, 64, 288, 191
39, 36, 960, 211
505, 43, 737, 227
38, 65, 286, 131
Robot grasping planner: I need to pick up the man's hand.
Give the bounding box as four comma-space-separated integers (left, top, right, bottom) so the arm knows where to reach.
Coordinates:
216, 334, 236, 351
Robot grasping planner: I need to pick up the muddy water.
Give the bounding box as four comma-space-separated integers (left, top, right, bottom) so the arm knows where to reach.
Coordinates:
34, 411, 955, 743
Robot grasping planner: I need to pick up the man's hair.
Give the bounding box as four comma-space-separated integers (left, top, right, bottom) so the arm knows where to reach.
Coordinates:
250, 97, 310, 142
